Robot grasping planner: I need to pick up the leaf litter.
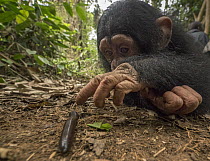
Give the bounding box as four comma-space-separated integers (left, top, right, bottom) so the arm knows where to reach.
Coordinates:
0, 75, 210, 161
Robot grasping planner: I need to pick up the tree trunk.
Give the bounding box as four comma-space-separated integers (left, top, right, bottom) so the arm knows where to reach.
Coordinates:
196, 0, 206, 21
205, 0, 210, 34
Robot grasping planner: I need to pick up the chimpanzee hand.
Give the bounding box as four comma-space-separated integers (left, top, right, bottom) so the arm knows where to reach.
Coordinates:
76, 63, 146, 107
76, 63, 202, 115
144, 85, 202, 115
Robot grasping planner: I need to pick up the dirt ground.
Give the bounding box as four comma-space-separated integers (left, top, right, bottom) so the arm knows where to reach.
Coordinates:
0, 77, 210, 161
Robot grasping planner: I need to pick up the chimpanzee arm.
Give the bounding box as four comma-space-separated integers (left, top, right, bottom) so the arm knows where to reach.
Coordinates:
124, 54, 209, 92
123, 53, 210, 114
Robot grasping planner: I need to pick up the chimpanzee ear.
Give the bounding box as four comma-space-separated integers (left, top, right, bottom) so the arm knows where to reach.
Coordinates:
156, 16, 172, 49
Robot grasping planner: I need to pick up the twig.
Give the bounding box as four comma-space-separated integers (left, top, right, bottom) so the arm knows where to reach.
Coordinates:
158, 116, 188, 130
26, 153, 35, 161
49, 151, 56, 159
153, 147, 166, 157
120, 153, 126, 159
6, 42, 15, 51
0, 53, 22, 67
111, 102, 118, 111
181, 139, 193, 152
9, 67, 29, 81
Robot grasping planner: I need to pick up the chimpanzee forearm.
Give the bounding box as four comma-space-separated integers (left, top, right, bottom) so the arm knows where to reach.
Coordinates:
124, 54, 210, 94
121, 54, 210, 114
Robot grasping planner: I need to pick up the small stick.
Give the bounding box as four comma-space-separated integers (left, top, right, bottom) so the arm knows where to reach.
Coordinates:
49, 151, 56, 159
58, 111, 79, 154
26, 153, 35, 161
153, 147, 166, 157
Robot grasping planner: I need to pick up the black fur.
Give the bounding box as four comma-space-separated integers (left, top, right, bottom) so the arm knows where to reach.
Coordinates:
97, 0, 210, 114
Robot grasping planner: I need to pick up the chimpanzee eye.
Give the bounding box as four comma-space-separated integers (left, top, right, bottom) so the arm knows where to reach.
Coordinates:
120, 47, 129, 53
105, 50, 113, 56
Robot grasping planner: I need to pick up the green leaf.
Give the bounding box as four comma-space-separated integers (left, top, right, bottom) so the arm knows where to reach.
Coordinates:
87, 122, 102, 128
43, 18, 60, 29
101, 123, 112, 130
26, 49, 37, 55
57, 64, 65, 70
0, 23, 5, 30
20, 4, 34, 11
16, 19, 31, 31
39, 5, 56, 17
0, 0, 17, 2
36, 55, 50, 65
16, 10, 29, 24
13, 53, 26, 60
0, 77, 6, 83
34, 55, 43, 66
67, 71, 72, 76
75, 4, 87, 21
63, 2, 73, 17
53, 42, 69, 48
60, 35, 71, 41
48, 5, 56, 16
0, 11, 16, 23
4, 3, 19, 14
1, 58, 13, 64
76, 2, 88, 7
59, 24, 71, 31
35, 22, 49, 30
87, 122, 112, 131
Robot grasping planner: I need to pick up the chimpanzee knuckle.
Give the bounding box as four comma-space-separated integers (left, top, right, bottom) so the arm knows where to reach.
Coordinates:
115, 63, 131, 70
182, 85, 192, 90
119, 74, 131, 82
115, 86, 129, 96
182, 85, 202, 104
162, 91, 183, 112
114, 63, 138, 78
100, 76, 116, 87
93, 75, 103, 83
168, 98, 183, 108
171, 86, 183, 92
152, 97, 177, 114
115, 83, 125, 90
116, 81, 139, 92
89, 77, 101, 88
184, 96, 199, 109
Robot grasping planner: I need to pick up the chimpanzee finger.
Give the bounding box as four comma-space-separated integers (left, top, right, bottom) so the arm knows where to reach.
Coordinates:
93, 74, 135, 108
152, 91, 184, 114
76, 75, 103, 105
113, 80, 143, 106
182, 85, 202, 104
172, 86, 200, 115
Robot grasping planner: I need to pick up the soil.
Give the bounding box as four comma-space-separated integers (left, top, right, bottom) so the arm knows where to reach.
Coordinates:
0, 77, 210, 161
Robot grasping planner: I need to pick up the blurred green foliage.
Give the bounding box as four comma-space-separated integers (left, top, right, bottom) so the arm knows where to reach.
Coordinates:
0, 0, 101, 79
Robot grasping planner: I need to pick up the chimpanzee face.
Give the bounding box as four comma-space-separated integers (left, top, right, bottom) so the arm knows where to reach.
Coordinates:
99, 34, 139, 70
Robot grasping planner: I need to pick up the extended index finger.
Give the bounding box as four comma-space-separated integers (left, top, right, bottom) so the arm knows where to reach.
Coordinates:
76, 75, 103, 105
